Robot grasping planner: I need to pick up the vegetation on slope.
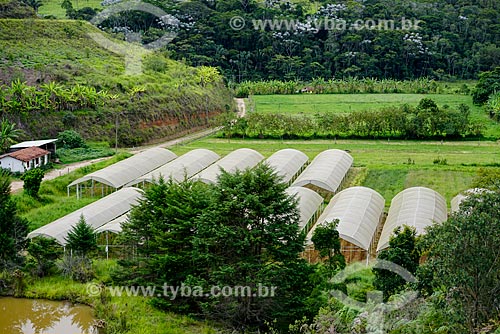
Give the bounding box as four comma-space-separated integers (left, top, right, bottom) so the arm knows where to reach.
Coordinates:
0, 18, 233, 145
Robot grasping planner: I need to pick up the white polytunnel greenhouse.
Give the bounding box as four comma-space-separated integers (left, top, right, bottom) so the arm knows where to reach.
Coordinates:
28, 187, 143, 245
376, 187, 447, 252
306, 186, 385, 263
450, 188, 491, 213
292, 149, 353, 194
125, 149, 220, 187
193, 148, 264, 184
95, 213, 129, 234
285, 186, 323, 233
265, 149, 308, 184
68, 147, 177, 198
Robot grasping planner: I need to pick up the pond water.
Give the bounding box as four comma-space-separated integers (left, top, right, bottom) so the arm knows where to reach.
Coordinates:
0, 297, 98, 334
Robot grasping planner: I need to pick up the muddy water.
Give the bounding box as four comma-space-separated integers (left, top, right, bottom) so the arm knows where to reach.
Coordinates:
0, 297, 98, 334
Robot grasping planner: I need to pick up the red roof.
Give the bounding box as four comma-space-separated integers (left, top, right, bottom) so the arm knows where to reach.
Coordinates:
1, 147, 50, 162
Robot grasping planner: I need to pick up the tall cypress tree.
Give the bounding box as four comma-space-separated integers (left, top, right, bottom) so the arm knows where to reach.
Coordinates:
0, 171, 28, 269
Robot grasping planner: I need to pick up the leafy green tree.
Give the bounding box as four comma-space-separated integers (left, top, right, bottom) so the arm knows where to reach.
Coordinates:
311, 219, 346, 270
0, 119, 23, 153
472, 67, 500, 105
65, 214, 97, 256
193, 164, 311, 329
21, 0, 42, 12
0, 170, 29, 269
57, 130, 86, 149
27, 237, 62, 277
21, 168, 44, 197
373, 225, 419, 301
418, 191, 500, 331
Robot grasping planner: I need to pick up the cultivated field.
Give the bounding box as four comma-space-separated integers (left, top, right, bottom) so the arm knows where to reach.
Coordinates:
248, 94, 500, 138
171, 137, 500, 206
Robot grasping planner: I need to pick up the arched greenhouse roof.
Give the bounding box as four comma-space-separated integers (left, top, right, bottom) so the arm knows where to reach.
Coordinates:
285, 186, 323, 231
194, 148, 264, 184
68, 148, 177, 189
450, 188, 491, 213
95, 213, 129, 234
306, 186, 385, 250
376, 187, 447, 252
27, 187, 143, 245
292, 149, 353, 193
265, 149, 308, 184
126, 149, 220, 187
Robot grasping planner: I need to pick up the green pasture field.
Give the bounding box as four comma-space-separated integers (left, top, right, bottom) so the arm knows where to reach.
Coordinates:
38, 0, 102, 18
170, 137, 500, 206
248, 94, 500, 139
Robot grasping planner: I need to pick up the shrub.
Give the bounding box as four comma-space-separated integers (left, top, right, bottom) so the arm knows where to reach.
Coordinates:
57, 130, 86, 149
20, 168, 44, 197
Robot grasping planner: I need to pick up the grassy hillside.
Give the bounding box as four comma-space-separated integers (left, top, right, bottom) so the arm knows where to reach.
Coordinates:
0, 19, 233, 145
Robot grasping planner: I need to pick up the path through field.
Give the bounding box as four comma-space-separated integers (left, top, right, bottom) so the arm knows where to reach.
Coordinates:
10, 127, 220, 193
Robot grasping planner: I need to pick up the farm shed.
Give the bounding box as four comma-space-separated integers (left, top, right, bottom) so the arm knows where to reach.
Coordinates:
306, 186, 385, 263
292, 149, 353, 194
0, 147, 50, 173
265, 149, 308, 184
126, 149, 220, 187
377, 187, 447, 252
193, 148, 264, 184
285, 186, 323, 233
28, 187, 143, 245
10, 139, 58, 155
68, 147, 176, 198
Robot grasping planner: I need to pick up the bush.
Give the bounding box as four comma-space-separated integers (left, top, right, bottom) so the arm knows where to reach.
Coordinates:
20, 168, 44, 197
472, 67, 500, 105
57, 130, 86, 149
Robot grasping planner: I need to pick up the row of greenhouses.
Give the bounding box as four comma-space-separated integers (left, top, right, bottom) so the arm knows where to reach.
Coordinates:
29, 147, 473, 261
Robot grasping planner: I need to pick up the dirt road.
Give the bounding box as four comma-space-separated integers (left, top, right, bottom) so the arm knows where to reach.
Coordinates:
10, 127, 220, 193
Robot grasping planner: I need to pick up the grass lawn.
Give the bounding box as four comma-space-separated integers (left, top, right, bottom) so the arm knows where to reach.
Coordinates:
249, 94, 500, 139
16, 152, 131, 231
39, 0, 103, 18
170, 137, 500, 206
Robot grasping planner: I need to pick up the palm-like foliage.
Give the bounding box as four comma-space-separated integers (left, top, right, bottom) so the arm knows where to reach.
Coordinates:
0, 119, 24, 153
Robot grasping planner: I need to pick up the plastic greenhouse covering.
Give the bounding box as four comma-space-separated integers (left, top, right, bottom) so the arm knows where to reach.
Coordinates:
68, 147, 177, 190
265, 149, 308, 184
292, 149, 353, 193
28, 188, 143, 245
306, 186, 385, 250
377, 187, 447, 252
285, 186, 323, 231
194, 148, 264, 184
450, 188, 490, 213
95, 213, 130, 234
126, 149, 220, 187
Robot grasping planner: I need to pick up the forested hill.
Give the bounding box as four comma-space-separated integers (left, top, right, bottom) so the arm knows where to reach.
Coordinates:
163, 0, 500, 81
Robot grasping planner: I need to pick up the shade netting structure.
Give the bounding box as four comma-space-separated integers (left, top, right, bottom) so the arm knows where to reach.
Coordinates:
265, 149, 308, 184
125, 149, 220, 187
292, 149, 353, 193
95, 213, 129, 234
194, 148, 264, 184
306, 186, 385, 251
28, 187, 143, 245
377, 187, 447, 252
68, 148, 176, 197
285, 186, 323, 232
